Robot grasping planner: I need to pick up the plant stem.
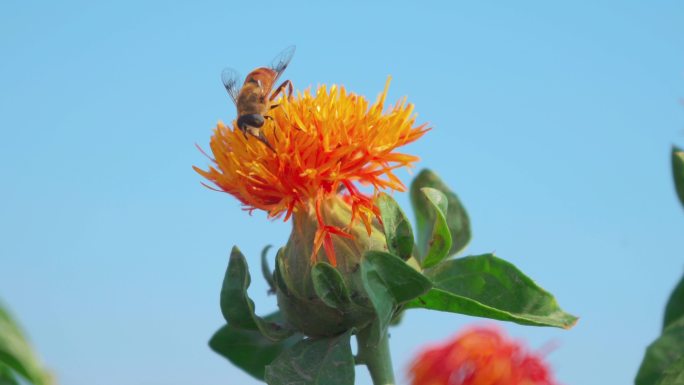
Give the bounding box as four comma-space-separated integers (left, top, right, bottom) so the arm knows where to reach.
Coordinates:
356, 327, 395, 385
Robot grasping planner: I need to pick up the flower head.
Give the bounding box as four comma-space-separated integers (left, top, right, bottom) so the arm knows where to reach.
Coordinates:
409, 326, 559, 385
195, 78, 427, 265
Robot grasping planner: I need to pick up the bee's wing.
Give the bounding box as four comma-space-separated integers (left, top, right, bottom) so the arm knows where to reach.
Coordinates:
269, 45, 296, 84
221, 67, 242, 105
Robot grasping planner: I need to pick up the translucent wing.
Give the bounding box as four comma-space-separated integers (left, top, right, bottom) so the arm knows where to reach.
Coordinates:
221, 67, 242, 105
269, 45, 296, 84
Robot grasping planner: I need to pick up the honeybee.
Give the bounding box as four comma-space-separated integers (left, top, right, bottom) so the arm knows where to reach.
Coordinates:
222, 46, 295, 151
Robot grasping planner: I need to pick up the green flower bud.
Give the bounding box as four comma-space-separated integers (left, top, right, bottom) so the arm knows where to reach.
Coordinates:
275, 196, 387, 337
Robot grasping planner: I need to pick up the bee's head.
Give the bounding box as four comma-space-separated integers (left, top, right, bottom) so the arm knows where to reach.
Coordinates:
237, 114, 265, 131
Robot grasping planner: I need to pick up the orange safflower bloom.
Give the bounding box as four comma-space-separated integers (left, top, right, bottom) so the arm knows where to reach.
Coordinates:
409, 327, 559, 385
194, 78, 428, 265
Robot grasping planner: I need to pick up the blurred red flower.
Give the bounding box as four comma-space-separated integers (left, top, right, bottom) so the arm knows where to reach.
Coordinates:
409, 326, 559, 385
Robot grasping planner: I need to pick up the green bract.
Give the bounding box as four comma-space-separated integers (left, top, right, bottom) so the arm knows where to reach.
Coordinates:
411, 169, 471, 259
275, 196, 381, 337
376, 193, 414, 261
208, 169, 577, 385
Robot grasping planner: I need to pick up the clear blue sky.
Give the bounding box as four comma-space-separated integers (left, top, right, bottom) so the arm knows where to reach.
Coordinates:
1, 1, 683, 384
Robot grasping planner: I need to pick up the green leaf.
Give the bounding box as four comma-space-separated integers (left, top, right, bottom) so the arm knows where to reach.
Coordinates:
664, 272, 684, 330
406, 254, 578, 329
0, 363, 19, 385
364, 251, 432, 303
673, 146, 684, 209
410, 169, 471, 258
209, 312, 303, 381
377, 193, 414, 260
261, 245, 276, 294
265, 331, 354, 385
0, 302, 52, 385
361, 251, 432, 346
415, 188, 453, 268
636, 316, 684, 385
311, 262, 352, 309
360, 263, 394, 347
655, 356, 684, 385
221, 246, 293, 341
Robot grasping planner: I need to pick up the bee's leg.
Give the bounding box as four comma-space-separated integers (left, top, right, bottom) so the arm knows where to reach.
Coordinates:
261, 115, 281, 143
255, 132, 276, 153
237, 123, 249, 139
285, 80, 293, 97
270, 80, 294, 101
